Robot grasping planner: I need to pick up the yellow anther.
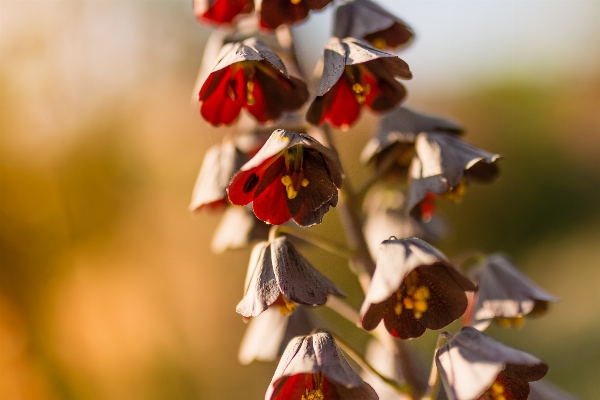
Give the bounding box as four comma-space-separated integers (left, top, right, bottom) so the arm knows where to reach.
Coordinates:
394, 302, 403, 315
442, 178, 467, 203
278, 296, 297, 316
286, 186, 298, 199
512, 316, 525, 329
491, 382, 504, 394
281, 175, 292, 187
414, 300, 428, 313
301, 178, 309, 187
290, 0, 302, 4
246, 81, 255, 105
352, 83, 365, 94
301, 388, 324, 400
370, 37, 388, 50
414, 286, 430, 300
496, 316, 525, 329
403, 298, 414, 310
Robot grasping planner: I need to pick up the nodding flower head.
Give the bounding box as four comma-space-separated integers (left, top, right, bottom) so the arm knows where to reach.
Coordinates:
198, 38, 309, 126
257, 0, 334, 30
228, 129, 343, 227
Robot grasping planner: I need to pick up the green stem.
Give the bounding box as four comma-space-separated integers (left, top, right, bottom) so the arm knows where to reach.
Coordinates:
275, 225, 353, 258
421, 331, 453, 400
326, 296, 361, 325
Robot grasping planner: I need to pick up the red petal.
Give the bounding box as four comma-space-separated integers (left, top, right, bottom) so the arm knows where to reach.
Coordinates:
320, 76, 361, 128
363, 68, 383, 108
200, 66, 245, 126
200, 0, 253, 24
253, 169, 291, 225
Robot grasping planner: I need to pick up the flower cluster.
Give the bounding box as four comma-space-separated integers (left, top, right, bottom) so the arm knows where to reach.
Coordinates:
187, 1, 573, 399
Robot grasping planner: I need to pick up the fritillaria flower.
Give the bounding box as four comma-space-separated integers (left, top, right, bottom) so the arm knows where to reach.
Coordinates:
306, 37, 412, 129
266, 331, 378, 400
228, 129, 343, 227
236, 237, 345, 318
257, 0, 334, 30
407, 132, 502, 217
470, 254, 559, 331
238, 305, 315, 365
193, 0, 254, 25
211, 205, 270, 253
436, 326, 548, 400
198, 38, 309, 126
360, 237, 475, 339
333, 0, 414, 50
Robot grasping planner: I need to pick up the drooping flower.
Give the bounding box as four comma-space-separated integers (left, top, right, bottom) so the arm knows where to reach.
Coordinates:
238, 305, 315, 365
198, 38, 309, 126
257, 0, 334, 30
211, 205, 270, 253
306, 37, 412, 129
333, 0, 414, 50
266, 331, 378, 400
407, 132, 502, 218
193, 0, 254, 25
228, 129, 343, 227
470, 254, 559, 331
360, 237, 475, 339
236, 237, 345, 319
436, 326, 548, 400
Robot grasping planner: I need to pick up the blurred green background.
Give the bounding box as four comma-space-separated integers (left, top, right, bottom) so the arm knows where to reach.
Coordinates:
1, 1, 599, 399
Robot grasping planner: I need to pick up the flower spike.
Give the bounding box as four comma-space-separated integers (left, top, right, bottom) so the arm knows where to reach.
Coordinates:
360, 237, 475, 339
307, 37, 412, 129
266, 331, 378, 400
436, 326, 548, 400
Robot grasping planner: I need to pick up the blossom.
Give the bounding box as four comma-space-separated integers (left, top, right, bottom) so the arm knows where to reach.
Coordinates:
407, 132, 502, 218
228, 129, 343, 227
198, 38, 309, 126
238, 305, 315, 365
306, 37, 411, 129
470, 254, 559, 331
360, 237, 475, 339
257, 0, 334, 30
436, 326, 548, 400
266, 331, 378, 400
333, 0, 414, 50
236, 237, 345, 318
211, 205, 270, 253
193, 0, 254, 25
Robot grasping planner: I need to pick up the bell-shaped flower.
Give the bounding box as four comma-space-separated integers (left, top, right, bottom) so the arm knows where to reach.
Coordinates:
236, 237, 345, 318
436, 326, 548, 400
360, 237, 475, 339
362, 183, 446, 259
333, 0, 414, 50
266, 331, 378, 400
228, 129, 343, 227
193, 0, 254, 25
257, 0, 334, 30
189, 141, 248, 215
407, 132, 502, 216
307, 37, 412, 129
360, 106, 463, 173
198, 38, 309, 126
238, 305, 315, 365
470, 254, 559, 331
211, 205, 270, 253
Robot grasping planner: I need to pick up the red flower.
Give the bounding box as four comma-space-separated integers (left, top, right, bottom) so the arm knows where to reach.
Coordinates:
228, 129, 342, 226
257, 0, 334, 30
198, 38, 309, 126
193, 0, 254, 25
307, 37, 411, 130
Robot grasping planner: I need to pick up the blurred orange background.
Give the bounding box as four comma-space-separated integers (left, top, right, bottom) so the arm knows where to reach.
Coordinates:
1, 1, 599, 399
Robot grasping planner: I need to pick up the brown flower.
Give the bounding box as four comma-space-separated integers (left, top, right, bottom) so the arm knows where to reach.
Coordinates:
307, 37, 411, 129
360, 237, 475, 339
436, 326, 548, 400
257, 0, 334, 30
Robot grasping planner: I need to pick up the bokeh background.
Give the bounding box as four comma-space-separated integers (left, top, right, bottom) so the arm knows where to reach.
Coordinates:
1, 0, 600, 399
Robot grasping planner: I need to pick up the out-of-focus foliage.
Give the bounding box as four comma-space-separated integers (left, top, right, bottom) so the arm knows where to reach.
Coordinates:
1, 1, 599, 399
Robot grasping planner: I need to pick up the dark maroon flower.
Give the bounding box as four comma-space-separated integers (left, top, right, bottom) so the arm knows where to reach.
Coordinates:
266, 331, 378, 400
436, 326, 548, 400
236, 237, 345, 319
193, 0, 254, 25
333, 0, 414, 50
228, 129, 342, 227
198, 38, 309, 126
257, 0, 334, 30
360, 237, 475, 339
307, 37, 411, 129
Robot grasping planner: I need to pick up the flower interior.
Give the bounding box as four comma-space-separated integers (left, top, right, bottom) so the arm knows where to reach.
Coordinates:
301, 373, 325, 400
391, 270, 431, 320
281, 146, 309, 200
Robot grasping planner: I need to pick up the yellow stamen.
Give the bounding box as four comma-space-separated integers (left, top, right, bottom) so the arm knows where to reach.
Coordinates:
394, 302, 402, 315
395, 275, 431, 320
496, 316, 526, 329
301, 178, 309, 187
370, 37, 388, 50
351, 83, 370, 105
302, 388, 324, 400
442, 178, 467, 203
482, 379, 507, 400
281, 175, 292, 187
278, 296, 297, 316
286, 186, 298, 199
246, 80, 255, 105
403, 298, 414, 310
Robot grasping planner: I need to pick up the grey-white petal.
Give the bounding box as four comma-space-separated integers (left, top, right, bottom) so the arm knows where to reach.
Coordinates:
270, 237, 345, 305
211, 206, 268, 253
238, 306, 288, 365
211, 38, 288, 76
236, 242, 280, 317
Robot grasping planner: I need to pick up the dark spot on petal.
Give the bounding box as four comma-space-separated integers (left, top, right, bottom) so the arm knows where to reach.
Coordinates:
243, 173, 260, 193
